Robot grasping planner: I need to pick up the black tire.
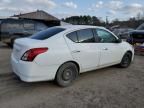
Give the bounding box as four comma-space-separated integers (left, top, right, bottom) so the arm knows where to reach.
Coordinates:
56, 62, 79, 87
119, 52, 132, 68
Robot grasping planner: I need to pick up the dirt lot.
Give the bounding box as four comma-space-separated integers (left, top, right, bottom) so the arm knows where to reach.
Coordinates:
0, 42, 144, 108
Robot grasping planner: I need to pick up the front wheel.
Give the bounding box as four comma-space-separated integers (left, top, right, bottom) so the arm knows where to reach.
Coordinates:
55, 62, 79, 87
119, 52, 132, 68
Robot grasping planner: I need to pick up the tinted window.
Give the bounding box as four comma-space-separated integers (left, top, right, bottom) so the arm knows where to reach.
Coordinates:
96, 29, 117, 43
30, 27, 65, 40
77, 29, 95, 43
66, 31, 78, 42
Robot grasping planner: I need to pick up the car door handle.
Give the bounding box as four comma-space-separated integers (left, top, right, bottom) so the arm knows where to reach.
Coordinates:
103, 48, 108, 50
71, 50, 81, 53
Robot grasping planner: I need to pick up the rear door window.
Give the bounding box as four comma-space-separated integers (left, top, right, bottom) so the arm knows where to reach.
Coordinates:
30, 27, 65, 40
66, 28, 95, 43
77, 29, 95, 43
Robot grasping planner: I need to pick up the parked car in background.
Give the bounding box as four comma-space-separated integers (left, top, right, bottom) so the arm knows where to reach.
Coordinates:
112, 28, 134, 39
135, 43, 144, 55
137, 23, 144, 30
127, 23, 144, 45
11, 25, 134, 87
0, 18, 48, 47
110, 25, 120, 31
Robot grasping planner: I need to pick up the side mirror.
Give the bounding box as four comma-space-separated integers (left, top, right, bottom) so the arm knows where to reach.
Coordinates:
115, 39, 122, 43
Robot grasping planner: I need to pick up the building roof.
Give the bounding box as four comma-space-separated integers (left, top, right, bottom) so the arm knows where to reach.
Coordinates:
13, 10, 60, 21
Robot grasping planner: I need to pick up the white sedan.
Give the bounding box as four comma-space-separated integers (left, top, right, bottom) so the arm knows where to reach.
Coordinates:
11, 25, 134, 87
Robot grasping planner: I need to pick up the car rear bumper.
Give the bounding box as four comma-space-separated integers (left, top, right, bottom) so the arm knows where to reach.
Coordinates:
11, 54, 59, 82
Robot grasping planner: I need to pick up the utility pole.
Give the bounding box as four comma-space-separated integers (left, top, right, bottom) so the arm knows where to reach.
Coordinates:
106, 16, 109, 25
105, 16, 109, 29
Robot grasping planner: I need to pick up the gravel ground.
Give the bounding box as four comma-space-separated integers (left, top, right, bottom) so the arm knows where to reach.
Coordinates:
0, 42, 144, 108
0, 43, 12, 75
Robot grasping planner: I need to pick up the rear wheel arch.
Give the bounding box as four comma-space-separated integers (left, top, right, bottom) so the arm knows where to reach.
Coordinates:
56, 61, 80, 75
55, 61, 80, 87
55, 61, 80, 80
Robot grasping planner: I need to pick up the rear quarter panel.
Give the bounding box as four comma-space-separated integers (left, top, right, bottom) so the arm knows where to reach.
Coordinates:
34, 34, 74, 67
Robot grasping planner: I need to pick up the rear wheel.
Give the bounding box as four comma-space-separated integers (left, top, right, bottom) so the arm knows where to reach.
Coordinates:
119, 52, 132, 68
56, 62, 79, 87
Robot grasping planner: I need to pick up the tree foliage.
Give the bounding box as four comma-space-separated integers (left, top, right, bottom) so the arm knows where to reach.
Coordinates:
62, 14, 144, 29
62, 16, 105, 26
110, 18, 144, 29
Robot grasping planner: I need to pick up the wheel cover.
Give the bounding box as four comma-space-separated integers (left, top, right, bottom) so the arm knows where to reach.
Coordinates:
62, 69, 73, 81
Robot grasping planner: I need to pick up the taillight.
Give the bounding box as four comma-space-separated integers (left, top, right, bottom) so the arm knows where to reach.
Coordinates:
21, 48, 48, 62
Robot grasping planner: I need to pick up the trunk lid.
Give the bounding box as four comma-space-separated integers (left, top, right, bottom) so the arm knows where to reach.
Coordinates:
13, 38, 42, 61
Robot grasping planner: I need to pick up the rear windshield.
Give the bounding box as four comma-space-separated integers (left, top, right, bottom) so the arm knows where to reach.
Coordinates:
30, 27, 65, 40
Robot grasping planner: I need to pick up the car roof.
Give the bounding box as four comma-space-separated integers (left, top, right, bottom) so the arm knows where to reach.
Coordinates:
57, 25, 105, 30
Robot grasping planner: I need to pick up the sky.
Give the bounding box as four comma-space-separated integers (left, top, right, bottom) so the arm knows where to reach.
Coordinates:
0, 0, 144, 21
